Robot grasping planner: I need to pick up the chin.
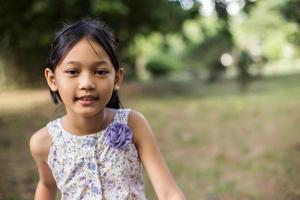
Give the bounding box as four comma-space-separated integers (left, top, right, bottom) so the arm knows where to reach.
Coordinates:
75, 109, 102, 118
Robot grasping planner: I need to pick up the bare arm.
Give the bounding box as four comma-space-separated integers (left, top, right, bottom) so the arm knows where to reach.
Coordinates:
29, 127, 57, 200
129, 111, 186, 200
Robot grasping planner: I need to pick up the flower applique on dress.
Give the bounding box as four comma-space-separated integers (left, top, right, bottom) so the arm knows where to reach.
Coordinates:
106, 123, 132, 149
46, 108, 147, 200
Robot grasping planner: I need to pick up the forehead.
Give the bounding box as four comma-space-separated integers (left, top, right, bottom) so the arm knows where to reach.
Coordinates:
61, 37, 111, 64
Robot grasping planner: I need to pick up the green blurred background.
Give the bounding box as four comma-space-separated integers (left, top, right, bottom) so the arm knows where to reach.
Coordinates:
0, 0, 300, 199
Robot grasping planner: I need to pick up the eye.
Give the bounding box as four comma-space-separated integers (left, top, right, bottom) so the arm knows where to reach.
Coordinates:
65, 69, 79, 76
95, 69, 109, 76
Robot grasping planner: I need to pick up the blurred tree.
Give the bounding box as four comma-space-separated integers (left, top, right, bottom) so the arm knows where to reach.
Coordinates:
230, 0, 298, 80
146, 56, 174, 78
0, 0, 93, 86
0, 0, 193, 86
94, 0, 196, 79
281, 0, 300, 46
281, 0, 300, 25
236, 49, 253, 91
182, 19, 233, 81
172, 0, 256, 82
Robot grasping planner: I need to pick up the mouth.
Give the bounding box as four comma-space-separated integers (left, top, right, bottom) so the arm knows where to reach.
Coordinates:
75, 95, 99, 106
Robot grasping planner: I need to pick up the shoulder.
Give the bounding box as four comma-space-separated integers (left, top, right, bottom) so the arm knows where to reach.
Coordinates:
127, 109, 153, 146
128, 110, 149, 131
128, 109, 146, 123
29, 126, 52, 162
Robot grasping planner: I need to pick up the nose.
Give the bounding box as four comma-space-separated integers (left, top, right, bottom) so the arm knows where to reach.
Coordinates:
79, 72, 96, 90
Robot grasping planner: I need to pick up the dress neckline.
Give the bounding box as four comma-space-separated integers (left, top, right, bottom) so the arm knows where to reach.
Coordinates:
57, 109, 118, 138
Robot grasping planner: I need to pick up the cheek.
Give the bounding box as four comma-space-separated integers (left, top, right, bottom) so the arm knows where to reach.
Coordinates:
56, 79, 75, 97
97, 80, 115, 101
100, 79, 115, 93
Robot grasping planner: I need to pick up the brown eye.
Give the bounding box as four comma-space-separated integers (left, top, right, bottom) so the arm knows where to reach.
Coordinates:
96, 70, 108, 76
66, 69, 79, 76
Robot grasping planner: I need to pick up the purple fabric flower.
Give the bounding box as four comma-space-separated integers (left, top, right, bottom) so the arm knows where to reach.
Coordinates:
106, 123, 132, 149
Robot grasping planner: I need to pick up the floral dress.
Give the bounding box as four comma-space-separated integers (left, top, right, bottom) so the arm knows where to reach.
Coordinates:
46, 108, 147, 200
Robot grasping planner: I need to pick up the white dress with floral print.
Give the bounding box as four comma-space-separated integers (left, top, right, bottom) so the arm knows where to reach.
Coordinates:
46, 108, 147, 200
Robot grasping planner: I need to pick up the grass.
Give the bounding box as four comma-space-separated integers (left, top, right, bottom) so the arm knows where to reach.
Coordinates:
0, 74, 299, 199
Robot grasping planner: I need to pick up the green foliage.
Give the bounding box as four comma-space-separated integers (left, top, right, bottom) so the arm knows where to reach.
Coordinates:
281, 0, 300, 46
281, 0, 300, 25
91, 0, 128, 14
182, 19, 204, 44
1, 0, 299, 86
145, 55, 176, 77
231, 0, 298, 59
0, 0, 192, 86
183, 21, 233, 81
129, 32, 165, 58
129, 32, 186, 80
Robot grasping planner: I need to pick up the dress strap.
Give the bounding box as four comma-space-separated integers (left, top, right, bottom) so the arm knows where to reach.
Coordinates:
113, 108, 131, 125
46, 119, 60, 140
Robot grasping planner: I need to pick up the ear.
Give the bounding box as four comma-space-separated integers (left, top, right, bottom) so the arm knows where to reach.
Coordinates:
45, 68, 58, 91
114, 67, 124, 91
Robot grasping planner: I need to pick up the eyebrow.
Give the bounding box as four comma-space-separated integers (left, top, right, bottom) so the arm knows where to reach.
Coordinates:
65, 60, 108, 66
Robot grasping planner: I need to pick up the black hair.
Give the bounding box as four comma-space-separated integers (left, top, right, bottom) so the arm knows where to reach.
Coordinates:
47, 18, 122, 109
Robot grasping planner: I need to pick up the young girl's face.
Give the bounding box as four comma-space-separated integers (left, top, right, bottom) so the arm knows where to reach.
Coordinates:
45, 37, 123, 117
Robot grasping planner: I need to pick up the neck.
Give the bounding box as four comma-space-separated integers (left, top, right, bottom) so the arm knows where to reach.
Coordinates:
61, 108, 112, 136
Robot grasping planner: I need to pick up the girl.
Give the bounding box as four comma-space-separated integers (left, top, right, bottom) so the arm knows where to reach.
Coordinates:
29, 18, 185, 200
